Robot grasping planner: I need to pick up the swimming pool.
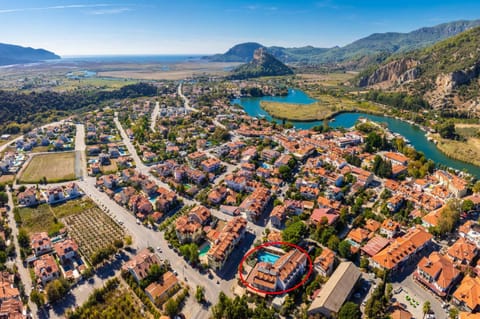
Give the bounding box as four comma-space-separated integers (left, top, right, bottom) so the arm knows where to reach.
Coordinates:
199, 243, 211, 257
258, 251, 281, 264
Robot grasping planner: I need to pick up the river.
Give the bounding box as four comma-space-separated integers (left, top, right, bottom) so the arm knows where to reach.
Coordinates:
232, 89, 480, 177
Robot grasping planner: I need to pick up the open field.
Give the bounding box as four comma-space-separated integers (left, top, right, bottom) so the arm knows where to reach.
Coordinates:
16, 204, 64, 236
261, 93, 384, 121
66, 281, 151, 319
0, 175, 14, 184
63, 207, 125, 261
98, 62, 242, 80
100, 160, 118, 174
431, 123, 480, 166
18, 152, 76, 183
296, 72, 356, 87
15, 197, 96, 235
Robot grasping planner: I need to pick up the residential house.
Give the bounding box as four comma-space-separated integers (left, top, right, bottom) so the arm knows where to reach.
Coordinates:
310, 208, 339, 226
453, 275, 480, 312
347, 228, 370, 246
270, 205, 287, 228
175, 216, 203, 244
53, 239, 78, 266
17, 187, 37, 206
415, 251, 461, 297
33, 254, 60, 285
0, 272, 20, 301
372, 226, 432, 271
447, 237, 478, 266
145, 271, 180, 306
201, 157, 221, 173
207, 217, 247, 271
239, 187, 271, 222
122, 248, 162, 283
314, 248, 336, 277
65, 182, 80, 198
45, 186, 65, 203
380, 219, 401, 238
30, 232, 52, 257
188, 206, 211, 225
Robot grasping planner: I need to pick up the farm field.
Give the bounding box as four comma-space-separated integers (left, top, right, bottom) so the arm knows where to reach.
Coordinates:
63, 207, 126, 261
19, 152, 76, 184
15, 197, 96, 236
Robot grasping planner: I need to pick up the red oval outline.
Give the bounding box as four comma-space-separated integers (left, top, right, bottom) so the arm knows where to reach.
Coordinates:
237, 241, 313, 295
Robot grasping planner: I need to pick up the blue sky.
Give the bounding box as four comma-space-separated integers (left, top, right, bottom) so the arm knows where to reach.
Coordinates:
0, 0, 479, 56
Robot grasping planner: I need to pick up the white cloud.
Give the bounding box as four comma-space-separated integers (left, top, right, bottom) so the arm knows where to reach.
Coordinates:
88, 8, 132, 15
0, 4, 114, 14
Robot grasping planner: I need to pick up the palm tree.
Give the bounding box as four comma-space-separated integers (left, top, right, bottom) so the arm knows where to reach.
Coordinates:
423, 301, 431, 316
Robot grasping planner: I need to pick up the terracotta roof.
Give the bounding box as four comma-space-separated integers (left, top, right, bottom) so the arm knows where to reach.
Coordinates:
453, 275, 480, 311
314, 248, 335, 274
364, 219, 381, 233
373, 226, 432, 270
347, 228, 370, 244
417, 252, 460, 292
447, 237, 478, 265
361, 236, 391, 257
145, 271, 178, 300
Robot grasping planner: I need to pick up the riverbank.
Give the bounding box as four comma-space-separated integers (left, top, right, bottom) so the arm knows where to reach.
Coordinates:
428, 125, 480, 167
260, 94, 384, 122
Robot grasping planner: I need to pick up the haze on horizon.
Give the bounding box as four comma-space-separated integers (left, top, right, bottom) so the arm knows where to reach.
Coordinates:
1, 0, 480, 56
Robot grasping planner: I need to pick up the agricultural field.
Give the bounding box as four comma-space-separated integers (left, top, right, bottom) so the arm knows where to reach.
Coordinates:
19, 152, 76, 184
66, 279, 152, 319
15, 197, 96, 236
63, 208, 126, 261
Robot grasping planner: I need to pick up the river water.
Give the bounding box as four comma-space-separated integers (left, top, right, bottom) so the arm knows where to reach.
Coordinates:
232, 89, 480, 177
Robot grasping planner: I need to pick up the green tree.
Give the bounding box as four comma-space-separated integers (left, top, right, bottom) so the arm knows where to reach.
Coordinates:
339, 302, 361, 319
473, 181, 480, 193
282, 221, 307, 245
438, 199, 461, 233
17, 228, 29, 248
0, 192, 8, 205
30, 289, 45, 307
338, 240, 352, 259
164, 298, 179, 317
462, 199, 474, 212
46, 278, 70, 303
195, 285, 205, 303
423, 301, 431, 315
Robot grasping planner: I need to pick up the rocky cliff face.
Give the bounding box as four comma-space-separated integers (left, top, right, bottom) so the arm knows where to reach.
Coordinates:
358, 58, 420, 87
228, 48, 293, 80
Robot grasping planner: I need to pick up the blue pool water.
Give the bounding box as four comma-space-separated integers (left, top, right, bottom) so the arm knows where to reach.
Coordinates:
258, 251, 281, 264
199, 243, 211, 257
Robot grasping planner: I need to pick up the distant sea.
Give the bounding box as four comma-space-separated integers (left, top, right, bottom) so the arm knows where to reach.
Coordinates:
58, 54, 208, 64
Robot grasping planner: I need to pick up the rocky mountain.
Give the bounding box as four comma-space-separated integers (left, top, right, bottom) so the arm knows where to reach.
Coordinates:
357, 25, 480, 112
228, 48, 294, 79
0, 43, 60, 66
209, 19, 480, 67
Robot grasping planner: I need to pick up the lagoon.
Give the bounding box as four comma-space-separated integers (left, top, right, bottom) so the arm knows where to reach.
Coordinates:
233, 90, 480, 177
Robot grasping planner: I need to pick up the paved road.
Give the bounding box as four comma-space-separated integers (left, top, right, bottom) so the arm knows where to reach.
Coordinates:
74, 124, 87, 179
178, 83, 198, 113
6, 189, 38, 317
150, 101, 160, 132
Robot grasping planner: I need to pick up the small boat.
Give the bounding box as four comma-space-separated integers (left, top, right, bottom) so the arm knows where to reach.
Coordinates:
258, 114, 266, 119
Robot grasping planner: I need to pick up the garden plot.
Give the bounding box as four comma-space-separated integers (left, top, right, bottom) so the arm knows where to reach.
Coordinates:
63, 208, 125, 261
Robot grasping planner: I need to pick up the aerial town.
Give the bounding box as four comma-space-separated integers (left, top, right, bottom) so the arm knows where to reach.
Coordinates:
0, 75, 479, 319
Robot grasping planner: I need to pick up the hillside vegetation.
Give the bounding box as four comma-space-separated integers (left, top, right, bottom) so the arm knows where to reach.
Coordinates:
357, 25, 480, 112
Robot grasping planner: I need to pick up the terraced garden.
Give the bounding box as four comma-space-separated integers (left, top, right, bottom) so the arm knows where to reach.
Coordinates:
63, 208, 126, 262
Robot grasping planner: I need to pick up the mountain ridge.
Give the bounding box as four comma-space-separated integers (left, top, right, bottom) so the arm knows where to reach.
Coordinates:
209, 19, 480, 67
0, 42, 60, 66
357, 25, 480, 112
228, 48, 294, 79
